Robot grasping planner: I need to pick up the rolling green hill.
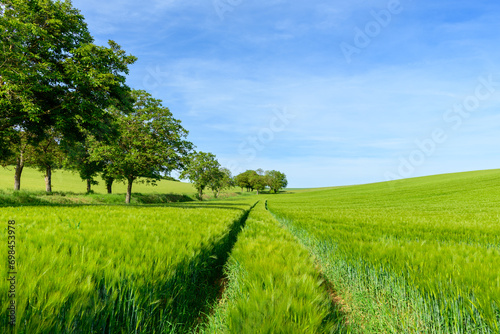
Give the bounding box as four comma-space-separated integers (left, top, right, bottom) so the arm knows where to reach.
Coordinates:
1, 166, 499, 332
267, 169, 500, 333
0, 166, 197, 194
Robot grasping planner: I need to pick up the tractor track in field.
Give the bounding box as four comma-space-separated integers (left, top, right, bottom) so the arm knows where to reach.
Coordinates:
266, 200, 352, 332
193, 200, 259, 332
199, 200, 350, 332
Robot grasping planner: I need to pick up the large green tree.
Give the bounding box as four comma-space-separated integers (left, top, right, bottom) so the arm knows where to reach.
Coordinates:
90, 90, 193, 204
30, 129, 65, 192
235, 170, 258, 192
180, 151, 221, 200
208, 167, 234, 198
266, 170, 288, 193
0, 0, 136, 160
63, 133, 102, 193
0, 129, 32, 190
250, 173, 267, 195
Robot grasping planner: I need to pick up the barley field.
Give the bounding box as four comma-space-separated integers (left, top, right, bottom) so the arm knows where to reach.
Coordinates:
202, 200, 343, 333
268, 169, 500, 333
1, 169, 499, 333
0, 201, 255, 333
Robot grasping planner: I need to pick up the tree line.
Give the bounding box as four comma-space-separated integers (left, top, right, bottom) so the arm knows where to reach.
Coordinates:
181, 159, 289, 200
0, 0, 288, 203
234, 169, 288, 194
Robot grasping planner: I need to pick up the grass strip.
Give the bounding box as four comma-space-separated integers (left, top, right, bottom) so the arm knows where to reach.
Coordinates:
0, 200, 256, 333
201, 200, 345, 333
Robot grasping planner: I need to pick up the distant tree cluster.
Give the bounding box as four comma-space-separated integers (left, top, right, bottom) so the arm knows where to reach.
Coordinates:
180, 165, 288, 199
180, 152, 234, 200
234, 169, 288, 194
0, 1, 288, 202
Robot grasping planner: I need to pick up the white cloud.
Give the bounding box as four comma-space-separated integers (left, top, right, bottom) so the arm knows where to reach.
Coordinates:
69, 0, 500, 188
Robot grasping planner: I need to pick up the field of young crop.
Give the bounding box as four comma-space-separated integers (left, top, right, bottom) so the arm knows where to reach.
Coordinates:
267, 169, 500, 333
2, 169, 499, 333
0, 200, 256, 333
203, 200, 343, 333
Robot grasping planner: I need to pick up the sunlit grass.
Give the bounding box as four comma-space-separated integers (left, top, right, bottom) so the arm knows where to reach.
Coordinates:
0, 200, 256, 333
3, 166, 499, 333
268, 169, 500, 333
202, 201, 343, 333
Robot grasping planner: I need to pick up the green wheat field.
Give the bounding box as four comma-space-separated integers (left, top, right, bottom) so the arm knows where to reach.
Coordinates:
1, 167, 499, 333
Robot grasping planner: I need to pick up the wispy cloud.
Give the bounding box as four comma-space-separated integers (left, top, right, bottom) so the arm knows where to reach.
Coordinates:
72, 0, 500, 187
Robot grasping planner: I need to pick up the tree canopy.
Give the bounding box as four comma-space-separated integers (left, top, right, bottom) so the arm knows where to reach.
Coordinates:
180, 151, 222, 200
0, 0, 136, 159
234, 169, 288, 194
90, 90, 193, 203
235, 170, 258, 192
266, 170, 288, 193
0, 1, 289, 201
208, 167, 234, 198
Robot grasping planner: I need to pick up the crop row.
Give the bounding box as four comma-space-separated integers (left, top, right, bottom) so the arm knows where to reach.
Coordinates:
0, 201, 255, 333
203, 200, 342, 333
267, 171, 500, 333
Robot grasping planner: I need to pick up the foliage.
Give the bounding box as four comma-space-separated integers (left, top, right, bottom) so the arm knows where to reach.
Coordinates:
63, 136, 102, 193
234, 170, 258, 192
265, 170, 288, 193
235, 169, 288, 194
89, 90, 193, 203
0, 0, 136, 158
208, 167, 234, 198
63, 122, 121, 194
180, 151, 221, 200
249, 173, 267, 195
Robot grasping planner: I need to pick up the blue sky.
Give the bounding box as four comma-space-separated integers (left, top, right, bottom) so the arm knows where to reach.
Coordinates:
72, 0, 500, 188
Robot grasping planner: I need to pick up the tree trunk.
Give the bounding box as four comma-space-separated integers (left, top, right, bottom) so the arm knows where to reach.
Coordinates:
86, 179, 92, 193
14, 155, 24, 191
105, 178, 114, 194
256, 189, 259, 195
198, 190, 203, 201
45, 166, 52, 193
125, 178, 133, 204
